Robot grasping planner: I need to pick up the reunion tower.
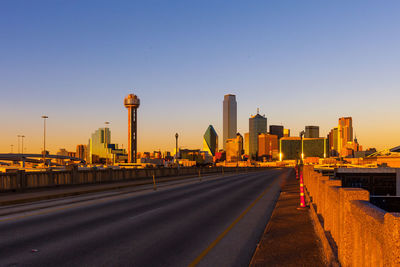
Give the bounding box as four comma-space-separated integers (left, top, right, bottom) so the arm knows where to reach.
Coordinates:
124, 94, 140, 163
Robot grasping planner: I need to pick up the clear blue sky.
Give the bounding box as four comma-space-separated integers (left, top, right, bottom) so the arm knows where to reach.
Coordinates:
1, 0, 399, 153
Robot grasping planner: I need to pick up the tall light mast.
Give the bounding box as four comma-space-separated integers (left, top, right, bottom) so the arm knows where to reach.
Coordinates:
42, 115, 48, 166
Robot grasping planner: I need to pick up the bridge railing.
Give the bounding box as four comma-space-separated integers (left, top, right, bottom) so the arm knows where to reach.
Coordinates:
0, 166, 268, 192
303, 165, 400, 266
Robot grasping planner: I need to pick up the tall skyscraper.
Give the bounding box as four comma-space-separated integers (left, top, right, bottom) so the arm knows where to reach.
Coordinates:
305, 126, 319, 138
327, 117, 357, 157
269, 125, 284, 139
339, 117, 353, 141
203, 125, 218, 157
249, 112, 267, 159
327, 127, 339, 156
223, 94, 237, 149
338, 117, 353, 155
124, 94, 140, 163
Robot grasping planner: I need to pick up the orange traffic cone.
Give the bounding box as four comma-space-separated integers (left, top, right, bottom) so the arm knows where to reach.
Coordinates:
299, 169, 306, 208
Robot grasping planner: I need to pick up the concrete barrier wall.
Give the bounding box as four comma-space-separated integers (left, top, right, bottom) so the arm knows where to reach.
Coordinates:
0, 166, 265, 192
303, 165, 400, 267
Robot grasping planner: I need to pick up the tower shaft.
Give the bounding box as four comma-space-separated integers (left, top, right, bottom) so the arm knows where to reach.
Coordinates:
124, 93, 140, 164
128, 107, 137, 163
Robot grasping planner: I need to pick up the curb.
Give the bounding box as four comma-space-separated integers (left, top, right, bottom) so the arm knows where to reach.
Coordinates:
305, 191, 341, 267
248, 190, 281, 266
248, 169, 290, 266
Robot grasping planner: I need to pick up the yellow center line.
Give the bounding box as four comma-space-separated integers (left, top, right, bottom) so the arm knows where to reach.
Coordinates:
188, 180, 276, 267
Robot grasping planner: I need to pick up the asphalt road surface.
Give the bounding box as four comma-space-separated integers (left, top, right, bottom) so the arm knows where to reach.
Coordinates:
0, 168, 289, 267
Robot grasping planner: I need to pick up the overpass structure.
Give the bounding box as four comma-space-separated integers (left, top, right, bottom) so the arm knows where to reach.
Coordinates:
0, 153, 86, 165
367, 145, 400, 157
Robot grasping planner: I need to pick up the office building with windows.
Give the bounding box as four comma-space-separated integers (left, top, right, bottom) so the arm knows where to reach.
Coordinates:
249, 112, 267, 159
223, 94, 237, 149
269, 125, 284, 139
226, 133, 244, 162
305, 126, 319, 138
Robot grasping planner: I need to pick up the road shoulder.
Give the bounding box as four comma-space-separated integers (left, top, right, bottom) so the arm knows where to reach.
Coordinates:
250, 170, 326, 267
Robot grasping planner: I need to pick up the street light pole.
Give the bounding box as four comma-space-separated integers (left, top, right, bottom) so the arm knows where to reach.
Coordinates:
21, 135, 25, 155
10, 144, 13, 153
21, 135, 25, 168
17, 135, 21, 154
42, 115, 48, 166
175, 133, 179, 165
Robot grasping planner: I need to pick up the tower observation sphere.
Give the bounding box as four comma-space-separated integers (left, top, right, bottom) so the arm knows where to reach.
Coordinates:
124, 94, 140, 163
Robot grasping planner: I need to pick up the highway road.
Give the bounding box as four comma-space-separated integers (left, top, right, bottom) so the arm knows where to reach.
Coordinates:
0, 168, 289, 267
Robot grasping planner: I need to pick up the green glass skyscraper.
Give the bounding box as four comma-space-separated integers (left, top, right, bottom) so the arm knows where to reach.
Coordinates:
88, 127, 112, 163
203, 125, 218, 157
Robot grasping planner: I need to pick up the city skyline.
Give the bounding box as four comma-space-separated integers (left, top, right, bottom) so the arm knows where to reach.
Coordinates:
1, 1, 400, 153
0, 91, 396, 154
1, 2, 400, 266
